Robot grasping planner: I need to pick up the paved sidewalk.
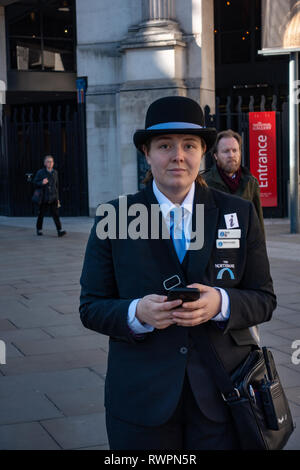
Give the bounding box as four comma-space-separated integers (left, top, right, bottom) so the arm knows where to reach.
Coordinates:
0, 216, 300, 450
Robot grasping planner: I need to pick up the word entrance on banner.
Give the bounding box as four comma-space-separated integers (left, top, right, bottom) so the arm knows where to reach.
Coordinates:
249, 111, 278, 208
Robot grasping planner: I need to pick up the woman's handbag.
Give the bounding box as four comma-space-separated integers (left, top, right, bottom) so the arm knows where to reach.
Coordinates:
32, 188, 43, 205
201, 326, 295, 450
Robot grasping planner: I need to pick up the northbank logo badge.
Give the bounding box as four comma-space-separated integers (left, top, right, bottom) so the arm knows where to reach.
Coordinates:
215, 262, 236, 280
216, 268, 235, 280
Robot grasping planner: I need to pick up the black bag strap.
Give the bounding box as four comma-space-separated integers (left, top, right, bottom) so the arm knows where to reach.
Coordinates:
196, 324, 246, 402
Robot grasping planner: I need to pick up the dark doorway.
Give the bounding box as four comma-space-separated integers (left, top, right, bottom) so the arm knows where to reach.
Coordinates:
1, 100, 88, 216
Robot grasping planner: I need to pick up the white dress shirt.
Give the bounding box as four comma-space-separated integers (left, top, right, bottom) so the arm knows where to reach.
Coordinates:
127, 180, 230, 334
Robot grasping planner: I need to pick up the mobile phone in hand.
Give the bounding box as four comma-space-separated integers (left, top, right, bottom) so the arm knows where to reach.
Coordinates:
167, 287, 200, 302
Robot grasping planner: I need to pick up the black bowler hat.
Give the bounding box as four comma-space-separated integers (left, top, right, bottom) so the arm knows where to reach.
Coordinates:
133, 96, 217, 151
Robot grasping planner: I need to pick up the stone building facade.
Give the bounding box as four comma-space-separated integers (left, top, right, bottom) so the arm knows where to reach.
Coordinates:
76, 0, 215, 215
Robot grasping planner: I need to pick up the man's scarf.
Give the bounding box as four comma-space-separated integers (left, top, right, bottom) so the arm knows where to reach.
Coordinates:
217, 164, 242, 193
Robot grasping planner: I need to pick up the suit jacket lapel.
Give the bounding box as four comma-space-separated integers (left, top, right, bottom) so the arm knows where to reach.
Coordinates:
142, 182, 219, 287
185, 183, 219, 283
142, 183, 188, 287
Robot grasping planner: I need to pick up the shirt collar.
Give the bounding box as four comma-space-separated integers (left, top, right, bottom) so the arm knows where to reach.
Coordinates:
152, 180, 194, 219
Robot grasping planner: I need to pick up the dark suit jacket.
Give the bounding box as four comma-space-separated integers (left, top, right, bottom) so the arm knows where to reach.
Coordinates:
79, 182, 276, 426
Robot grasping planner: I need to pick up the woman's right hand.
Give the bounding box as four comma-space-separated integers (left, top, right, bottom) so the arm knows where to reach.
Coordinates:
136, 294, 182, 330
42, 178, 49, 185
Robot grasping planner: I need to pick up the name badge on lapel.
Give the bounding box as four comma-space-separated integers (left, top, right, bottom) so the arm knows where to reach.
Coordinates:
218, 229, 241, 239
216, 239, 240, 249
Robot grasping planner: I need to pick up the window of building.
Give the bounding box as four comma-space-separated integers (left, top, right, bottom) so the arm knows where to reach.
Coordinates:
6, 0, 76, 72
214, 0, 261, 65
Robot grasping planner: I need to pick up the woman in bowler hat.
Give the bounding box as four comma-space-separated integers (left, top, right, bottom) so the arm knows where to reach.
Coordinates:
80, 96, 276, 450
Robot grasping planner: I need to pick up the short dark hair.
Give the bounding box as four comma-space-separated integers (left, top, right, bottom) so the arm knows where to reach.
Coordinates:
212, 129, 242, 155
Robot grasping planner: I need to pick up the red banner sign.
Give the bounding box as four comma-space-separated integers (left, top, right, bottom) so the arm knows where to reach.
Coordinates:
249, 111, 278, 207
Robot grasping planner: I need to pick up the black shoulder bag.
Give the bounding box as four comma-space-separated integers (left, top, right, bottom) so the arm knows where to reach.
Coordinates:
201, 325, 295, 450
32, 188, 43, 205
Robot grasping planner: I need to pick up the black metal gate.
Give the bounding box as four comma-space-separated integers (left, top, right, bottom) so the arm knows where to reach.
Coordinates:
1, 101, 88, 216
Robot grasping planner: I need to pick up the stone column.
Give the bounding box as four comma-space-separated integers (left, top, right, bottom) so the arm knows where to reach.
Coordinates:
142, 0, 175, 21
119, 0, 187, 195
120, 0, 184, 84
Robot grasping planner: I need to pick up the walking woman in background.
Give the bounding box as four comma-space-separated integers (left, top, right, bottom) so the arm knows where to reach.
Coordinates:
33, 155, 66, 237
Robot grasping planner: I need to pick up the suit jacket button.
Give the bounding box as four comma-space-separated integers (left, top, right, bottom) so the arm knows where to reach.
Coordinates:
180, 346, 188, 354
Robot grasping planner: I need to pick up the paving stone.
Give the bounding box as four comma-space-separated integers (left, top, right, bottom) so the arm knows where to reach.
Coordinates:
258, 330, 293, 347
276, 364, 300, 388
46, 386, 105, 416
0, 327, 52, 343
0, 422, 61, 450
289, 402, 300, 418
0, 349, 107, 376
6, 342, 24, 358
41, 412, 108, 450
272, 308, 300, 324
18, 292, 73, 307
22, 284, 77, 293
49, 303, 80, 315
278, 296, 300, 307
62, 290, 81, 298
41, 324, 97, 338
0, 269, 59, 283
285, 387, 300, 405
0, 285, 19, 296
270, 343, 300, 361
77, 444, 109, 450
13, 334, 105, 356
283, 416, 300, 450
89, 366, 106, 380
0, 368, 104, 398
2, 308, 80, 329
268, 347, 294, 366
12, 279, 68, 289
9, 287, 45, 296
259, 319, 292, 333
272, 283, 300, 295
0, 300, 29, 318
0, 319, 17, 331
267, 327, 300, 341
0, 390, 63, 425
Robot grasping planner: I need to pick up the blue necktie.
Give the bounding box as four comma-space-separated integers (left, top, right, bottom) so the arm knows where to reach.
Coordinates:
170, 207, 186, 263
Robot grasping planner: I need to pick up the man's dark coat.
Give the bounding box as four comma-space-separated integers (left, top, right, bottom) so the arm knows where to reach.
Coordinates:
33, 168, 59, 203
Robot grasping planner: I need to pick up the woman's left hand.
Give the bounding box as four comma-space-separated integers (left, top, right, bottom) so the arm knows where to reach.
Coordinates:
171, 283, 222, 327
